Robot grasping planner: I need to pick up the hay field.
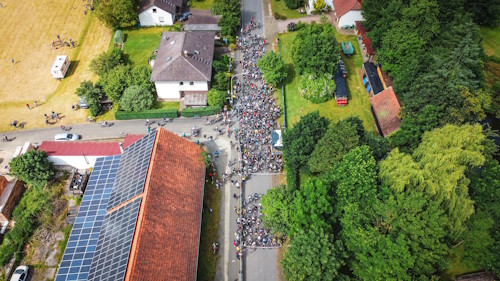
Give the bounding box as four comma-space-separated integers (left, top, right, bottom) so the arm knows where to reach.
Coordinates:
0, 0, 111, 131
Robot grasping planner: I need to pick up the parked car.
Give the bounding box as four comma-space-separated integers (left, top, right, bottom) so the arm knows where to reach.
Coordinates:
178, 11, 192, 22
79, 97, 88, 109
10, 266, 28, 281
55, 133, 81, 141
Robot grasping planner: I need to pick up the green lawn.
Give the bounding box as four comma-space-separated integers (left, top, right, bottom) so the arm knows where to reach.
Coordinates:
190, 0, 214, 10
480, 26, 500, 57
271, 0, 307, 19
197, 165, 221, 281
277, 30, 376, 131
116, 26, 181, 66
153, 101, 180, 110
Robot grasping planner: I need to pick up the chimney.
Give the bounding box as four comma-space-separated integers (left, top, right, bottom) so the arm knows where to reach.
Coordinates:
119, 142, 124, 154
183, 50, 188, 57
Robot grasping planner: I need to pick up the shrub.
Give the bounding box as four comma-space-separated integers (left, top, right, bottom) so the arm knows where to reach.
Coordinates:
274, 12, 287, 20
213, 72, 230, 91
181, 106, 221, 117
313, 0, 326, 10
90, 48, 122, 76
207, 88, 227, 108
299, 73, 336, 103
228, 43, 236, 51
119, 85, 154, 112
284, 0, 304, 9
115, 108, 178, 120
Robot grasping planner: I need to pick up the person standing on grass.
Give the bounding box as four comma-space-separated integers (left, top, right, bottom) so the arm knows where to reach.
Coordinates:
10, 58, 14, 64
26, 103, 31, 110
34, 101, 37, 107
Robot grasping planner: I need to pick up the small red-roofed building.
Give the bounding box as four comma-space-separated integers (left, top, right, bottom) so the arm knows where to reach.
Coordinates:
38, 141, 121, 169
370, 87, 402, 137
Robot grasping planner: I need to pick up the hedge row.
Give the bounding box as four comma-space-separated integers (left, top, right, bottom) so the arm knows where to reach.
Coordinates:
181, 106, 221, 117
115, 108, 178, 120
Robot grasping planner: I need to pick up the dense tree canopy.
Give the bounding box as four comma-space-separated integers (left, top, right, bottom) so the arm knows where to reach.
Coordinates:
283, 0, 304, 9
308, 119, 361, 174
257, 51, 287, 86
282, 111, 329, 188
76, 80, 104, 116
96, 0, 139, 28
90, 48, 122, 76
291, 23, 340, 76
212, 0, 241, 36
9, 150, 55, 187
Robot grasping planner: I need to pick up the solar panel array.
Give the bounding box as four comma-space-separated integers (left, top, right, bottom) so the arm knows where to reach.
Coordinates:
55, 155, 121, 281
106, 132, 155, 210
87, 197, 142, 281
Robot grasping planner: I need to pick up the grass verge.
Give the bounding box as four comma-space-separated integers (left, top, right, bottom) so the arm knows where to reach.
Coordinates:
190, 0, 215, 10
271, 0, 307, 19
277, 29, 375, 131
480, 26, 500, 57
197, 165, 221, 281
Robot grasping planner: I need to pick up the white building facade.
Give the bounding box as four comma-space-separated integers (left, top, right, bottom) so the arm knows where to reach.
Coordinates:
337, 10, 364, 27
155, 81, 209, 100
139, 6, 174, 26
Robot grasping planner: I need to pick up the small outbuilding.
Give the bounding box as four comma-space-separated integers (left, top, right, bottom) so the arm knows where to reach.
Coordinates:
50, 55, 70, 79
370, 86, 401, 137
114, 30, 124, 46
355, 21, 375, 62
341, 41, 354, 56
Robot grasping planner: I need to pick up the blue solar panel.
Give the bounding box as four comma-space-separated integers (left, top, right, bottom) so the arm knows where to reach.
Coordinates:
106, 132, 155, 210
55, 155, 121, 281
88, 197, 142, 281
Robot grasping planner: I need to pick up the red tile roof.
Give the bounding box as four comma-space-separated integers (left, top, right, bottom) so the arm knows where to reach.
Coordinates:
355, 21, 375, 55
126, 128, 205, 281
38, 141, 121, 156
123, 134, 145, 149
333, 0, 361, 19
370, 87, 401, 137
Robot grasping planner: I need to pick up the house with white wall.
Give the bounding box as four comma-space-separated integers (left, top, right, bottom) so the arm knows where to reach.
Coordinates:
332, 0, 364, 27
151, 31, 215, 106
138, 0, 184, 26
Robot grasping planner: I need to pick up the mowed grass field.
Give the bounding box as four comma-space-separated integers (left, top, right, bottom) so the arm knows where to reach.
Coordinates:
276, 30, 375, 131
0, 0, 111, 131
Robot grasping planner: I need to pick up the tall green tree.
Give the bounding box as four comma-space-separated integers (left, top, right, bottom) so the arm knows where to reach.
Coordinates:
9, 150, 55, 187
90, 48, 122, 76
291, 23, 340, 76
308, 119, 362, 174
75, 80, 104, 116
100, 64, 132, 101
289, 178, 333, 236
283, 0, 304, 9
257, 51, 287, 86
390, 105, 443, 153
283, 111, 330, 189
465, 0, 500, 27
381, 124, 486, 239
261, 185, 292, 234
96, 0, 139, 28
281, 226, 347, 281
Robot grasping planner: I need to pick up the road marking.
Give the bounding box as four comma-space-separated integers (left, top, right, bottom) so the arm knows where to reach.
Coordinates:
268, 3, 272, 16
221, 138, 231, 281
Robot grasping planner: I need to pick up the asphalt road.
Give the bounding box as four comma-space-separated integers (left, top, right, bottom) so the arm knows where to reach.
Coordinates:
239, 0, 280, 280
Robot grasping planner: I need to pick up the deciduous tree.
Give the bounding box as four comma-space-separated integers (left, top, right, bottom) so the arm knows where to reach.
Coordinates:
207, 88, 226, 108
96, 0, 139, 28
9, 150, 55, 187
257, 51, 287, 86
90, 48, 123, 76
298, 74, 336, 104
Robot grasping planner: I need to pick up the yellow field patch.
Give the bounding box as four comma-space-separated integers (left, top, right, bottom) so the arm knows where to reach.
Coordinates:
0, 0, 111, 131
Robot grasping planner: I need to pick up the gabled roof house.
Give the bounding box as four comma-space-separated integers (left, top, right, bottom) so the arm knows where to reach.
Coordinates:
151, 31, 215, 106
55, 128, 205, 281
138, 0, 185, 26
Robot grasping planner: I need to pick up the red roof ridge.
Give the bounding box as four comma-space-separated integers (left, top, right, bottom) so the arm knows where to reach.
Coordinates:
127, 128, 206, 281
39, 141, 121, 156
333, 0, 362, 19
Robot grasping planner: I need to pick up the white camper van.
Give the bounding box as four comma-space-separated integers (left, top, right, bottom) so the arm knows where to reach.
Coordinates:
50, 55, 70, 79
